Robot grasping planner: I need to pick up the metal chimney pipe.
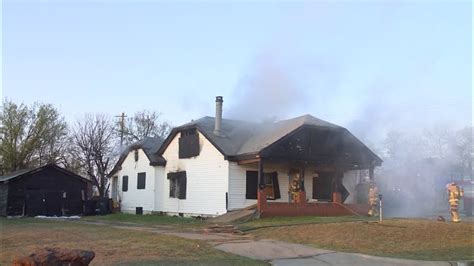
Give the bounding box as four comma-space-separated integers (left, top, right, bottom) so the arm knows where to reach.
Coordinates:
214, 96, 223, 136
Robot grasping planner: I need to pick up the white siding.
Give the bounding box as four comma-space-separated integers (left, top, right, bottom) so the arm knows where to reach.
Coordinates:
228, 162, 294, 210
342, 170, 361, 204
160, 131, 229, 216
116, 149, 158, 214
154, 167, 165, 211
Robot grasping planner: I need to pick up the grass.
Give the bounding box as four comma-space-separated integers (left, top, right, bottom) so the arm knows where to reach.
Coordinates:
237, 215, 376, 231
251, 218, 474, 261
81, 213, 206, 229
0, 217, 266, 266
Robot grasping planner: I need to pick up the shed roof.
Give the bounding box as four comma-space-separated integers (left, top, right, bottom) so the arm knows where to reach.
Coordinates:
0, 164, 91, 183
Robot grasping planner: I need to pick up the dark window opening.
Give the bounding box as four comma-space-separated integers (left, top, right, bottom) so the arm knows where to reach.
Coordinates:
312, 172, 333, 201
122, 175, 129, 192
168, 171, 187, 199
182, 128, 197, 136
245, 171, 258, 199
136, 207, 143, 215
179, 129, 200, 158
245, 171, 280, 200
134, 149, 139, 161
137, 172, 146, 189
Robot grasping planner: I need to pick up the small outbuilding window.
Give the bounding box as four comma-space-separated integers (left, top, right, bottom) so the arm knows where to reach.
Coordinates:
122, 175, 129, 192
137, 172, 146, 189
168, 171, 187, 199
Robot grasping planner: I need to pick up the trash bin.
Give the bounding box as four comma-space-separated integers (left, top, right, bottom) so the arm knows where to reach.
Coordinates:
83, 200, 96, 216
96, 198, 110, 215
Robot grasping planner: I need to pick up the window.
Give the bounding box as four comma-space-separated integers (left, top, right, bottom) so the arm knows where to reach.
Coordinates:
137, 172, 146, 189
179, 129, 200, 158
245, 171, 258, 199
265, 172, 280, 200
245, 171, 280, 200
168, 171, 187, 199
134, 149, 139, 161
122, 175, 129, 192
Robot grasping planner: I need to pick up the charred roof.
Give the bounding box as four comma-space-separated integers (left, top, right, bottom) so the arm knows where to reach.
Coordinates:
157, 114, 382, 167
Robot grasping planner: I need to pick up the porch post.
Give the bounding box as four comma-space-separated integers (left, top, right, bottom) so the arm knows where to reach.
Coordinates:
257, 160, 267, 213
298, 167, 307, 205
369, 165, 375, 181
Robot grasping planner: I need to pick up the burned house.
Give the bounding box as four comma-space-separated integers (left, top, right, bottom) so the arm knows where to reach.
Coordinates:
111, 96, 382, 217
0, 164, 91, 217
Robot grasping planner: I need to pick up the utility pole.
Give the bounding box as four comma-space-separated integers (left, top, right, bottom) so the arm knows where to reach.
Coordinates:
115, 112, 127, 146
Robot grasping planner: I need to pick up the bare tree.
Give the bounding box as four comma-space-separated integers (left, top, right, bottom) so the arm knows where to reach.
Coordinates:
452, 126, 473, 178
71, 114, 116, 198
0, 100, 67, 174
123, 110, 171, 144
421, 125, 455, 159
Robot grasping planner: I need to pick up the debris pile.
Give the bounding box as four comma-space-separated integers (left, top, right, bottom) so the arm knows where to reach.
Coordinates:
12, 247, 95, 266
203, 224, 243, 234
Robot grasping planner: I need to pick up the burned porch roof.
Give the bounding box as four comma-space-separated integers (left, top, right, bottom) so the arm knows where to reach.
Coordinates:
157, 114, 382, 168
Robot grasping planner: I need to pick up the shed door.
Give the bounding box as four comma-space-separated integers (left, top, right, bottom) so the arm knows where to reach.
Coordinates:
26, 190, 46, 216
44, 191, 62, 216
26, 190, 62, 216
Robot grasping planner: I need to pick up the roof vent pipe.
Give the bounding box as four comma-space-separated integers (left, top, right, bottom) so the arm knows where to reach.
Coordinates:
214, 96, 223, 136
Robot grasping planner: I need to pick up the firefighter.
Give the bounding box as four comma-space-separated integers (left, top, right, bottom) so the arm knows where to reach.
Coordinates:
447, 182, 464, 223
289, 173, 301, 203
368, 183, 379, 216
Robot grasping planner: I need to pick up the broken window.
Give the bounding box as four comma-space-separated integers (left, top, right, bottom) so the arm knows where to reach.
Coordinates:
122, 175, 129, 192
264, 172, 280, 200
168, 171, 187, 199
137, 172, 146, 189
245, 171, 280, 200
179, 129, 200, 158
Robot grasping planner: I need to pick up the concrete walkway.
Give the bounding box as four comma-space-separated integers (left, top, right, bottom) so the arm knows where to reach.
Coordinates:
214, 239, 451, 266
78, 219, 464, 266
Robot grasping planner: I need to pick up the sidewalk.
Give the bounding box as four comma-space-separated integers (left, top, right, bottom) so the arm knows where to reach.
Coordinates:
214, 239, 451, 266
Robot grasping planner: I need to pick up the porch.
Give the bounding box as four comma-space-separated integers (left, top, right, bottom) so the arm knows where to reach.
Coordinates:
230, 124, 382, 217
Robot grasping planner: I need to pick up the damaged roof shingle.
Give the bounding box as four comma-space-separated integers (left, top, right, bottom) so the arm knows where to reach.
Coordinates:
110, 137, 166, 176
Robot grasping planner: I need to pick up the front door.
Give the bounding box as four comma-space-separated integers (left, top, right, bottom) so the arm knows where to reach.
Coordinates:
313, 172, 334, 201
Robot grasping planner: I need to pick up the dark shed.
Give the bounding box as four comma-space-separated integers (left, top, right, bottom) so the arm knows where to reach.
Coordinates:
0, 164, 91, 217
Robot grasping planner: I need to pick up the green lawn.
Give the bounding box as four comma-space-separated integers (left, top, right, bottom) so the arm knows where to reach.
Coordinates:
0, 217, 266, 266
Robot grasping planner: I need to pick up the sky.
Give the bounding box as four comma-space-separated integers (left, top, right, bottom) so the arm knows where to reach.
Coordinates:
2, 0, 472, 141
